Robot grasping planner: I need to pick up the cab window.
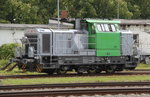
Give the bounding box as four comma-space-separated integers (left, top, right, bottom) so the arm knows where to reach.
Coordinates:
96, 24, 117, 32
88, 23, 96, 34
91, 25, 96, 34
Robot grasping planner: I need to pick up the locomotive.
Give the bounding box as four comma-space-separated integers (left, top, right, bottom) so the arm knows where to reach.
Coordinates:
12, 19, 139, 74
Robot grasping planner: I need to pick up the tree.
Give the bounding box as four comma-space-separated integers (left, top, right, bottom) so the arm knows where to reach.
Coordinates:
125, 0, 141, 19
5, 0, 31, 23
62, 0, 133, 19
92, 0, 133, 19
135, 0, 150, 19
0, 0, 149, 24
62, 0, 97, 18
0, 0, 10, 23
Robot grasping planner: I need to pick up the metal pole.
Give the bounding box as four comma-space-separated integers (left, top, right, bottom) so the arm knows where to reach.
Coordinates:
57, 0, 60, 29
117, 0, 119, 19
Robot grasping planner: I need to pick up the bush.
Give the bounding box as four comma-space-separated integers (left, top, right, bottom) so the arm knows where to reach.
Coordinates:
0, 59, 9, 68
0, 43, 19, 60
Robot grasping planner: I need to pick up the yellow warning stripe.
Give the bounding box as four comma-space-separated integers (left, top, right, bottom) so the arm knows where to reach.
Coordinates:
21, 64, 26, 72
22, 64, 26, 69
22, 68, 26, 72
36, 64, 42, 72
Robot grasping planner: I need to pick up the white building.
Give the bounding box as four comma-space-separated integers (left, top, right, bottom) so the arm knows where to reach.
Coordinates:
0, 24, 51, 46
119, 19, 150, 63
0, 21, 73, 46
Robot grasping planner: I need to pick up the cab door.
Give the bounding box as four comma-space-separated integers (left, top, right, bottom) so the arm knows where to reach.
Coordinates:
88, 23, 96, 49
96, 24, 121, 56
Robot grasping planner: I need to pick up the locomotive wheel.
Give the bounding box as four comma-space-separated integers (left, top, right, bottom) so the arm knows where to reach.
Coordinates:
44, 69, 55, 75
77, 67, 86, 74
105, 65, 116, 74
57, 69, 67, 75
95, 69, 102, 73
87, 69, 96, 74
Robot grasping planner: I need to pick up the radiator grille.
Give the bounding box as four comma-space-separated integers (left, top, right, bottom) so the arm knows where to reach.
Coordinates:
42, 34, 50, 53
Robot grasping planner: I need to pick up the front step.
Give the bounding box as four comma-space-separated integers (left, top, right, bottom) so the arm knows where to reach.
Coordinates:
0, 63, 11, 70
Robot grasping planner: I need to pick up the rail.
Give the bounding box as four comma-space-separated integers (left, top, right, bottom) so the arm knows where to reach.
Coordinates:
1, 82, 150, 97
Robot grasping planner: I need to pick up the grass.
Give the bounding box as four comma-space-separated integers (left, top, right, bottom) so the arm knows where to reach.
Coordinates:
1, 75, 150, 85
135, 63, 150, 69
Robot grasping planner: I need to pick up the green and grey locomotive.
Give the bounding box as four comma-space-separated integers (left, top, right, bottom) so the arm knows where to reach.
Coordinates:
12, 19, 139, 74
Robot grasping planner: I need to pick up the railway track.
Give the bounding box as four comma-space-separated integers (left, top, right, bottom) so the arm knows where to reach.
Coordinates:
0, 70, 150, 79
1, 82, 150, 97
1, 82, 150, 90
134, 69, 150, 71
1, 87, 150, 97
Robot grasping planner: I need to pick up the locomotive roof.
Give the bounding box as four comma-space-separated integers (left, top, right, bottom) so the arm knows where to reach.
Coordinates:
86, 19, 120, 24
52, 29, 82, 33
25, 28, 83, 34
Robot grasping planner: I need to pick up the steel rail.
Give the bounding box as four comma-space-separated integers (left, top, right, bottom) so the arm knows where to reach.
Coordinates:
1, 71, 150, 79
134, 69, 150, 71
1, 87, 150, 97
1, 82, 150, 90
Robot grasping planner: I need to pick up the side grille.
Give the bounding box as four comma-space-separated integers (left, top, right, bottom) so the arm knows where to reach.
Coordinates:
42, 34, 50, 53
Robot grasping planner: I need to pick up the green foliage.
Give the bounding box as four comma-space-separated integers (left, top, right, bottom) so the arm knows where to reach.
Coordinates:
0, 0, 149, 24
0, 43, 19, 60
0, 59, 9, 68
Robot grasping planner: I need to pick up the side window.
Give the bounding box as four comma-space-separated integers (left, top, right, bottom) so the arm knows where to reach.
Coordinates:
97, 24, 102, 31
81, 22, 88, 30
91, 24, 96, 34
111, 24, 116, 31
104, 24, 109, 32
101, 24, 105, 31
97, 24, 117, 32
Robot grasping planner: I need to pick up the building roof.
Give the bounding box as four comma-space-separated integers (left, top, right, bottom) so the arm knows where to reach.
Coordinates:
0, 20, 74, 29
0, 24, 51, 29
49, 19, 73, 26
86, 19, 121, 24
115, 19, 150, 25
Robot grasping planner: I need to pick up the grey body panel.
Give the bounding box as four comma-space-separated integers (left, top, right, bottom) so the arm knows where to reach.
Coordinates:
52, 29, 94, 56
24, 28, 95, 57
121, 30, 133, 55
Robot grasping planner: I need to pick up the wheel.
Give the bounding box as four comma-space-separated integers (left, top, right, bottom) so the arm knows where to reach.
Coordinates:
95, 69, 102, 73
87, 69, 96, 74
128, 67, 136, 70
105, 65, 116, 74
76, 67, 86, 74
44, 69, 55, 75
57, 69, 67, 75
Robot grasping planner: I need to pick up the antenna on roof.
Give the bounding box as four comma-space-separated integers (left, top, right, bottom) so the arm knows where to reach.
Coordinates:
117, 0, 120, 19
57, 0, 60, 29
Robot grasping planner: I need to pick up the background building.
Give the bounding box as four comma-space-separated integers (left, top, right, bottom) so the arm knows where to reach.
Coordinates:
119, 19, 150, 63
0, 20, 73, 46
